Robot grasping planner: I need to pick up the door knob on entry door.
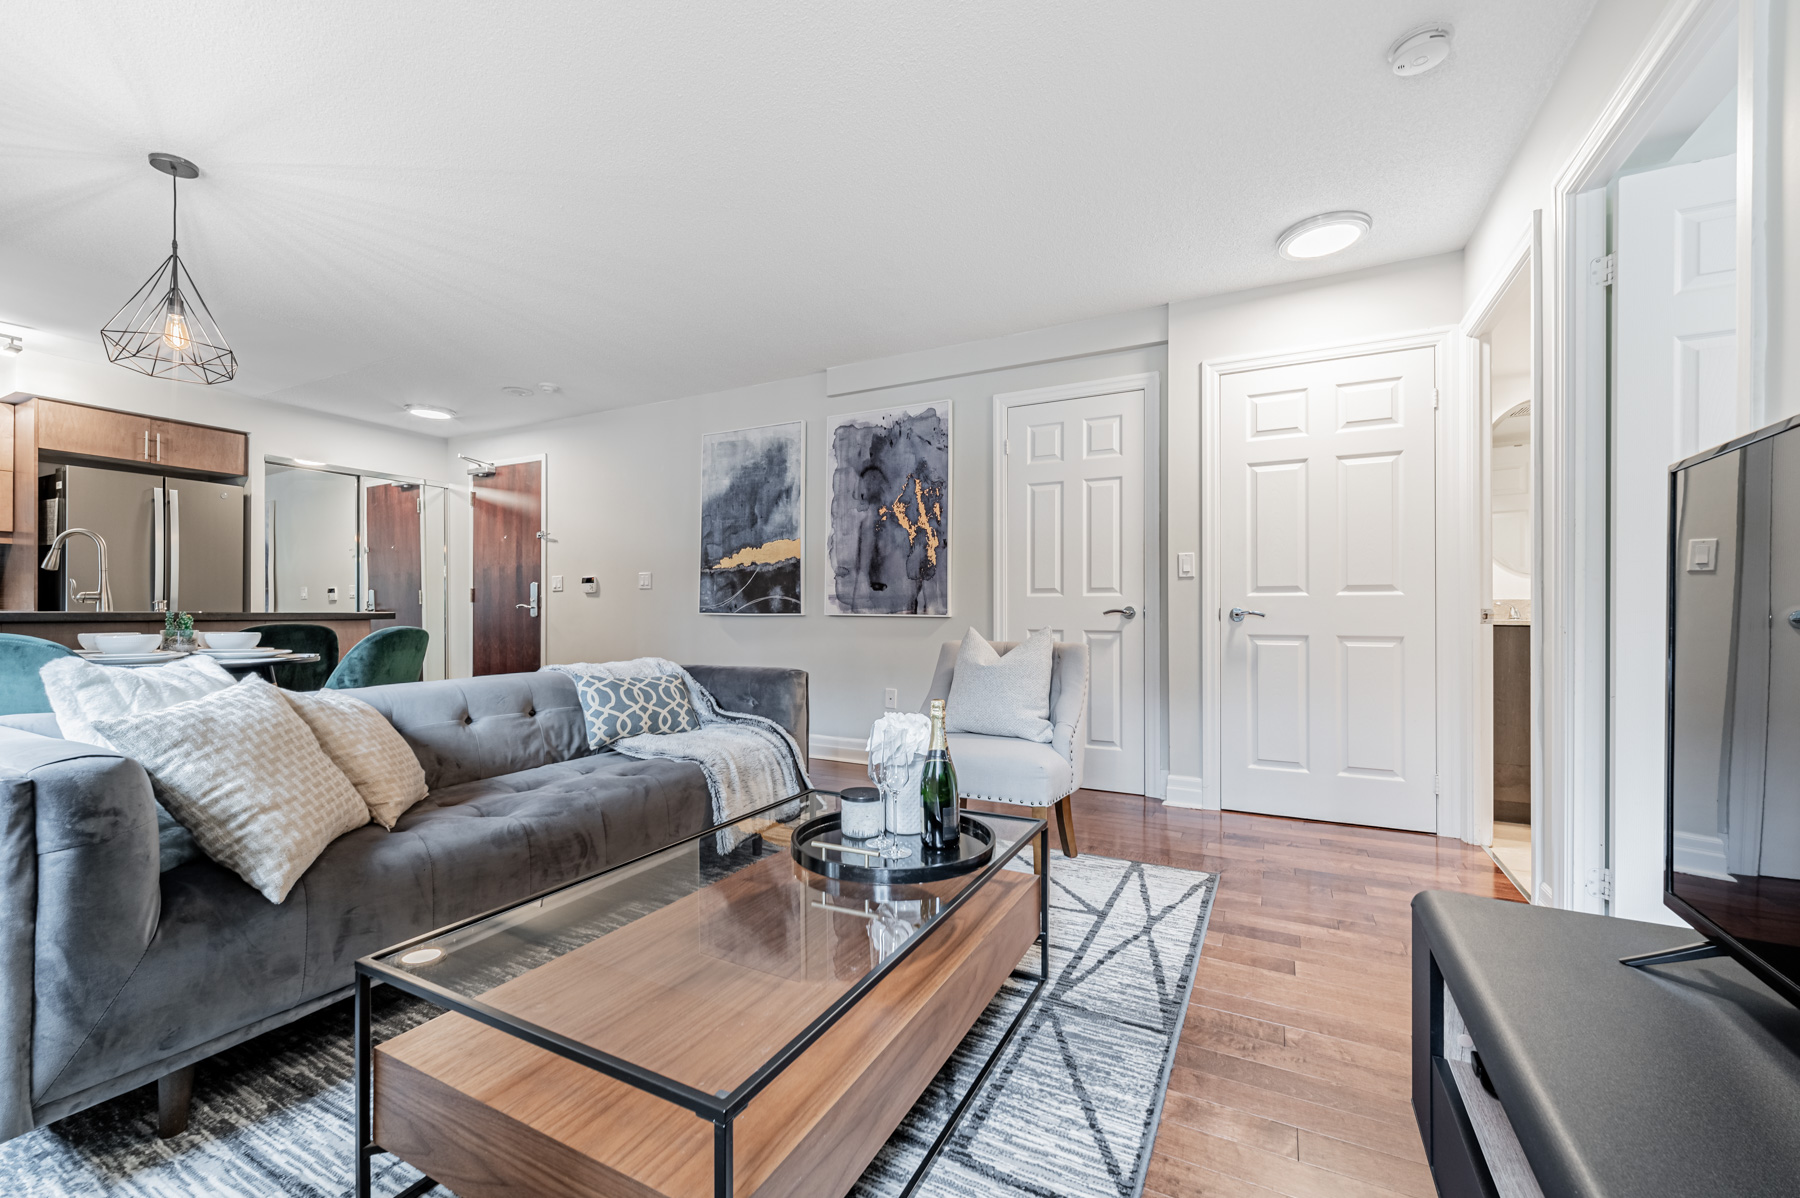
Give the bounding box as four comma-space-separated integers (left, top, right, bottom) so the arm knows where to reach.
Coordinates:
1102, 606, 1137, 619
1229, 607, 1266, 622
515, 581, 540, 617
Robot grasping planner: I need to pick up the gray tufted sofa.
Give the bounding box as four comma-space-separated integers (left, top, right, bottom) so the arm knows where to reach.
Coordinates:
0, 664, 807, 1142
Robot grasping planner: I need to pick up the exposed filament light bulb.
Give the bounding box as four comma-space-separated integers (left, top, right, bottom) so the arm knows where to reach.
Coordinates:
162, 294, 191, 352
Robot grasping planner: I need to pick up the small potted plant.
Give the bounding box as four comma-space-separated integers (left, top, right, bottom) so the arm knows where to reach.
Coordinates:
164, 610, 197, 652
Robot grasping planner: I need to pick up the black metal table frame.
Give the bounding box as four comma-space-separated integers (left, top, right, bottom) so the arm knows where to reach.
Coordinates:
353, 791, 1051, 1198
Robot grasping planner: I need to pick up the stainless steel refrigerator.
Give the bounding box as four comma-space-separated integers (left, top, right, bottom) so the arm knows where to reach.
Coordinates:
42, 465, 248, 612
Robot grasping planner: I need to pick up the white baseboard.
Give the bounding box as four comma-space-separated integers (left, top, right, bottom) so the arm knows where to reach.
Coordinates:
1163, 774, 1209, 809
809, 734, 868, 764
1673, 831, 1733, 881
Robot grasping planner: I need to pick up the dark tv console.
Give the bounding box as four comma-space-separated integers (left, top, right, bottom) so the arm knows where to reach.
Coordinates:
1413, 891, 1800, 1197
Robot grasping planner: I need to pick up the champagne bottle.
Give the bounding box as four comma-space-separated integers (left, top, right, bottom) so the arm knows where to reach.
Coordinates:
921, 699, 960, 851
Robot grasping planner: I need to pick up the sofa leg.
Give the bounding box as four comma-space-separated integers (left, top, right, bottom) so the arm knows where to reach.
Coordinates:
1055, 795, 1079, 859
157, 1064, 195, 1139
1030, 806, 1049, 875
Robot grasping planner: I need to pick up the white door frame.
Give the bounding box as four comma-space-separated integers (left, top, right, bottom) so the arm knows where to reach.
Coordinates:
991, 372, 1164, 798
1201, 328, 1463, 829
1535, 0, 1738, 912
1459, 220, 1541, 868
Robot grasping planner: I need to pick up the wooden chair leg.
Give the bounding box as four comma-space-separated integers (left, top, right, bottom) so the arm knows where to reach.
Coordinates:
157, 1063, 195, 1139
1055, 795, 1079, 859
1031, 806, 1049, 875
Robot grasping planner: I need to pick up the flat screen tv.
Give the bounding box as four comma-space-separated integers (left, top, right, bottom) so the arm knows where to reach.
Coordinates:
1666, 415, 1800, 1007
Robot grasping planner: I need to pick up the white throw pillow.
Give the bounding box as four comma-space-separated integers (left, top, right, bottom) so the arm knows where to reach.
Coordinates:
40, 654, 237, 749
91, 677, 370, 903
944, 628, 1056, 743
281, 688, 428, 828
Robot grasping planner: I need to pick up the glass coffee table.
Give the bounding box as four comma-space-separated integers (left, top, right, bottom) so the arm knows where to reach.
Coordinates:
354, 789, 1048, 1198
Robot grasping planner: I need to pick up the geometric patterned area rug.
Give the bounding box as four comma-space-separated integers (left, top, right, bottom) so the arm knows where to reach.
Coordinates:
0, 851, 1212, 1198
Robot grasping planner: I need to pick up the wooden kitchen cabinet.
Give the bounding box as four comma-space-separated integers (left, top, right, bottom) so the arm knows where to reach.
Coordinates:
150, 416, 247, 475
33, 399, 246, 478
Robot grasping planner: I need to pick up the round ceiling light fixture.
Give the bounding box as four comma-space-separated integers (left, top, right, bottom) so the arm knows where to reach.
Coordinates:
1389, 26, 1451, 77
405, 404, 456, 420
1277, 211, 1372, 260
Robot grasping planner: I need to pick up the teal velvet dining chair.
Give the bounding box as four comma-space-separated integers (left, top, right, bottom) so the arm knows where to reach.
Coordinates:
240, 624, 340, 692
0, 634, 77, 715
325, 626, 430, 689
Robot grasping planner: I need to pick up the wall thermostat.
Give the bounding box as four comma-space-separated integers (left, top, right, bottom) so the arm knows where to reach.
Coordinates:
581, 576, 599, 594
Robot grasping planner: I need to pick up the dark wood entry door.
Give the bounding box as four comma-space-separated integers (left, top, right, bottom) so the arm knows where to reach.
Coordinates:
366, 483, 423, 628
473, 461, 542, 675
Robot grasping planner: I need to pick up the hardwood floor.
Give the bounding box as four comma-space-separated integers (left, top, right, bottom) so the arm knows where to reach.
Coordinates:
806, 758, 1526, 1198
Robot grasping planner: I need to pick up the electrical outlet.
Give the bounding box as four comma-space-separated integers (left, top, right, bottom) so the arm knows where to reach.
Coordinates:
884, 687, 898, 711
1177, 551, 1196, 579
551, 574, 564, 592
638, 572, 653, 590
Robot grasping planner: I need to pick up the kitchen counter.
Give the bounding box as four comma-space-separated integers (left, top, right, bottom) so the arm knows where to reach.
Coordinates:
0, 611, 395, 652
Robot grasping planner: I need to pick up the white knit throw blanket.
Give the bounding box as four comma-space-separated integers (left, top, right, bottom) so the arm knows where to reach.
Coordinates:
547, 658, 810, 840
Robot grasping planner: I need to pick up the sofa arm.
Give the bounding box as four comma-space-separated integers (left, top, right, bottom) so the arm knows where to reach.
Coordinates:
0, 729, 161, 1139
684, 666, 808, 752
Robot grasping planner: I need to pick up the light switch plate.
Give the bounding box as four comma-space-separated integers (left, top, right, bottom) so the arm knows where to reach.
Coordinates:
300, 586, 309, 600
551, 574, 564, 592
638, 572, 653, 590
1177, 551, 1196, 579
1687, 537, 1719, 573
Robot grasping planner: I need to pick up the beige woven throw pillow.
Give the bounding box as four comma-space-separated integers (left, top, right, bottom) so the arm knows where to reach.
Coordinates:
92, 677, 370, 903
281, 688, 427, 828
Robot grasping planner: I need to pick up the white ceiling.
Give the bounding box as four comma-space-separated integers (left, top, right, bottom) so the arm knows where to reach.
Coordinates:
1, 1, 1596, 435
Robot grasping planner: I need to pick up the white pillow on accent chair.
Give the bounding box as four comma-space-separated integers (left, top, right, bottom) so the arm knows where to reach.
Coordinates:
39, 653, 237, 748
91, 677, 370, 903
944, 627, 1056, 743
281, 687, 428, 828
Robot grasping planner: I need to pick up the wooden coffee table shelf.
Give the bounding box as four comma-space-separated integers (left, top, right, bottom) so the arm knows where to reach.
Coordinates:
356, 795, 1049, 1198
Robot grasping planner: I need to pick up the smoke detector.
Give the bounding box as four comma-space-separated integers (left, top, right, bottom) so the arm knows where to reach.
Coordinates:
1389, 26, 1451, 77
538, 382, 561, 394
500, 385, 533, 399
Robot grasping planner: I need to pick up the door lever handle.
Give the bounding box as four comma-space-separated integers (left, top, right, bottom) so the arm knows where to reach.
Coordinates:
1101, 606, 1137, 619
516, 580, 540, 617
1229, 607, 1266, 622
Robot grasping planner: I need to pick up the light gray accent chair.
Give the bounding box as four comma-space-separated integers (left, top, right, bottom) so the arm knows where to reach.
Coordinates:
0, 664, 807, 1144
923, 639, 1088, 873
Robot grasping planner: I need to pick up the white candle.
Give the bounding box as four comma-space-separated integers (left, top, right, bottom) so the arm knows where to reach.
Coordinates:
840, 789, 884, 839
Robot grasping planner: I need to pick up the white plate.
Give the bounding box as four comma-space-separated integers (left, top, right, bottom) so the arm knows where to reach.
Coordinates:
75, 650, 179, 665
196, 648, 289, 658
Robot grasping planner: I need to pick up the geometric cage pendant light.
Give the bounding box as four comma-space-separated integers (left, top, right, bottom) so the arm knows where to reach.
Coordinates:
100, 153, 237, 385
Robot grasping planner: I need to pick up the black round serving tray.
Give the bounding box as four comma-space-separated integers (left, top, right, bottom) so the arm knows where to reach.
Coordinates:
791, 811, 996, 884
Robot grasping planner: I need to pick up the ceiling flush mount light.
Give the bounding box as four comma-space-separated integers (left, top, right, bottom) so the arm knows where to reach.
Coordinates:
405, 404, 456, 420
1277, 211, 1372, 260
1, 336, 21, 355
1389, 26, 1451, 77
101, 153, 236, 385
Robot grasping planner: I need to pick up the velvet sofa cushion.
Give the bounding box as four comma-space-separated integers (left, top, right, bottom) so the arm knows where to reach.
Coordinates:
0, 635, 76, 716
29, 749, 715, 1108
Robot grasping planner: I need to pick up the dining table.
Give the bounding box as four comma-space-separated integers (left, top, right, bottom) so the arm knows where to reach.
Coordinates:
79, 651, 323, 686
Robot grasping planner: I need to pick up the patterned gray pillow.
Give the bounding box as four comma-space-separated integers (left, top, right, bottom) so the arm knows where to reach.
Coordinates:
945, 628, 1055, 743
571, 673, 701, 748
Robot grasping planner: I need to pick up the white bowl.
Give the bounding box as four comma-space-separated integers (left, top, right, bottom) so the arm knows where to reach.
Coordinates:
77, 634, 100, 650
93, 633, 162, 655
201, 631, 261, 651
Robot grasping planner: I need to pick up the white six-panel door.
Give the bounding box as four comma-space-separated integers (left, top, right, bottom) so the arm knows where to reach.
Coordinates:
1611, 153, 1737, 924
1218, 347, 1438, 830
1004, 388, 1145, 794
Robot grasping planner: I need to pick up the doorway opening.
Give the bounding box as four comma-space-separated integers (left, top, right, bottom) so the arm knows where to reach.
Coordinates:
1478, 265, 1535, 894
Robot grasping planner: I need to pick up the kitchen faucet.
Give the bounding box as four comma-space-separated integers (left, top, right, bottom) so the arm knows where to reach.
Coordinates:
41, 528, 114, 612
